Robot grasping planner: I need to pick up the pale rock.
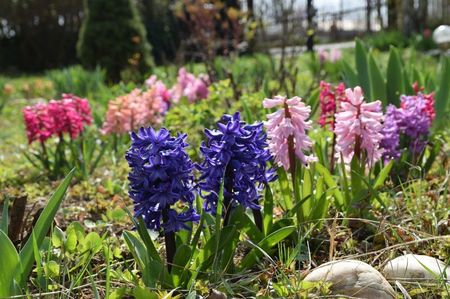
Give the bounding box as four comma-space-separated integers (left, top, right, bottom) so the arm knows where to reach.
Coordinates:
303, 259, 396, 298
383, 254, 450, 282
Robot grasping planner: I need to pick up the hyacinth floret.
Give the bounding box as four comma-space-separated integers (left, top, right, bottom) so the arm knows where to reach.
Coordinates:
318, 81, 346, 129
380, 94, 433, 161
197, 112, 275, 213
334, 86, 384, 165
125, 127, 199, 232
171, 67, 209, 103
23, 94, 92, 144
380, 105, 401, 162
399, 95, 432, 152
263, 96, 316, 171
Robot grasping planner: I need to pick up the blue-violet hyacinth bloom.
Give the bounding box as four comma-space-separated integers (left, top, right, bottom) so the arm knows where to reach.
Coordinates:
125, 127, 199, 232
197, 112, 276, 213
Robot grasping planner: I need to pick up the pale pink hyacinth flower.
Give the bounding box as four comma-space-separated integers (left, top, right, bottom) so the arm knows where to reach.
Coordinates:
171, 67, 209, 103
145, 75, 171, 105
334, 86, 384, 166
329, 48, 342, 63
318, 48, 342, 63
263, 96, 316, 171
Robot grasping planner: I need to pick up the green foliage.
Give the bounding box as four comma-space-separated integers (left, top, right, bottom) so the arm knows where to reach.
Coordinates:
46, 65, 106, 97
0, 169, 74, 295
365, 30, 410, 51
434, 57, 450, 129
77, 0, 154, 82
24, 129, 105, 181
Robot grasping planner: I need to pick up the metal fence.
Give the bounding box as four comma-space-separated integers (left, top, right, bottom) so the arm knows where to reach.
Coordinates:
254, 0, 450, 47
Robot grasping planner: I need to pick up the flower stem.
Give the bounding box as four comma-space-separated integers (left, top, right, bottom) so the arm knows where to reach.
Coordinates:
40, 140, 51, 175
162, 208, 176, 272
223, 163, 234, 227
252, 208, 263, 232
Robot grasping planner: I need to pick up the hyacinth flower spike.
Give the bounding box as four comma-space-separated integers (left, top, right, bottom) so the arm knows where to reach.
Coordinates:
334, 86, 384, 167
197, 112, 275, 230
263, 96, 316, 222
125, 127, 199, 271
319, 81, 346, 172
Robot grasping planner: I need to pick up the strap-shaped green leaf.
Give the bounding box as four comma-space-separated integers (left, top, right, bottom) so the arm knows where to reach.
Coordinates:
355, 39, 371, 99
368, 53, 386, 104
0, 230, 20, 297
18, 168, 75, 287
386, 46, 404, 106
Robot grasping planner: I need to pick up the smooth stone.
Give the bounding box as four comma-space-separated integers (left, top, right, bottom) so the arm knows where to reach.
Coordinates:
303, 259, 396, 298
382, 254, 450, 282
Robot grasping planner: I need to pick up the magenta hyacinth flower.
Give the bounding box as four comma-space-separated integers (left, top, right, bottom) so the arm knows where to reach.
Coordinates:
263, 96, 316, 171
334, 86, 384, 165
318, 81, 346, 129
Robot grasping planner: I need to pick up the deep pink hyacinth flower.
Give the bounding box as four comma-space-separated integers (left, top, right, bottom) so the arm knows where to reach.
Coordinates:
318, 81, 346, 129
334, 86, 384, 165
23, 103, 54, 144
23, 94, 92, 143
263, 96, 316, 171
171, 67, 209, 103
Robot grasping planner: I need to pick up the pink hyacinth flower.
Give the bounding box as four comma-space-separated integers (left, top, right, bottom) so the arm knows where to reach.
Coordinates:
318, 81, 346, 129
263, 96, 316, 171
171, 67, 209, 103
23, 103, 55, 144
334, 86, 384, 166
101, 88, 166, 135
329, 48, 342, 63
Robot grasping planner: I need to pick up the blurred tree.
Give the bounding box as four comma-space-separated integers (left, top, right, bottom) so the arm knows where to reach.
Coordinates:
77, 0, 153, 82
387, 0, 399, 30
141, 0, 180, 65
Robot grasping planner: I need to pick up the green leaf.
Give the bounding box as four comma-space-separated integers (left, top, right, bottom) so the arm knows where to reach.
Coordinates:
123, 231, 149, 269
172, 244, 192, 287
355, 39, 371, 98
315, 163, 344, 209
134, 287, 158, 299
373, 160, 394, 189
240, 226, 295, 269
368, 53, 386, 104
276, 169, 293, 210
1, 196, 9, 233
341, 61, 358, 87
0, 230, 20, 297
403, 68, 413, 95
386, 46, 404, 106
434, 57, 450, 128
18, 168, 75, 288
45, 260, 60, 278
263, 185, 274, 236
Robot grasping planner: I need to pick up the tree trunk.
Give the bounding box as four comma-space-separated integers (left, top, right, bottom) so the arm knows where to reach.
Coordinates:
366, 0, 372, 33
387, 0, 398, 30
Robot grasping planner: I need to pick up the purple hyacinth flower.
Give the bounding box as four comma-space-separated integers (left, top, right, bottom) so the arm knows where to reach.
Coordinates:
380, 105, 401, 162
398, 95, 431, 154
125, 127, 199, 232
380, 95, 433, 162
197, 112, 276, 214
